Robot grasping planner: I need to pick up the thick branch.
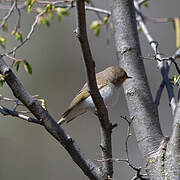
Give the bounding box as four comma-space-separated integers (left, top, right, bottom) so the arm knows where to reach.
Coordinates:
166, 102, 180, 179
75, 0, 113, 178
112, 0, 163, 158
0, 55, 101, 180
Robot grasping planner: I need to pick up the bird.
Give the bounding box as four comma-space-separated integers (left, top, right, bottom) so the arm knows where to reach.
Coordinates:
58, 66, 131, 125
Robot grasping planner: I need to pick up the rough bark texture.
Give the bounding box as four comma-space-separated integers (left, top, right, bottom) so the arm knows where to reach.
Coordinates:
0, 56, 101, 180
111, 0, 170, 179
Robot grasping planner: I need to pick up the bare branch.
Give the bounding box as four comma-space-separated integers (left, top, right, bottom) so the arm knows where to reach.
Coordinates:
134, 1, 176, 113
0, 0, 16, 29
75, 0, 113, 178
0, 105, 42, 125
0, 55, 101, 180
155, 48, 180, 106
5, 9, 46, 55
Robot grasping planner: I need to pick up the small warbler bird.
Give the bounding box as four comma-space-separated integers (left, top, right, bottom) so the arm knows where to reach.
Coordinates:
58, 66, 131, 125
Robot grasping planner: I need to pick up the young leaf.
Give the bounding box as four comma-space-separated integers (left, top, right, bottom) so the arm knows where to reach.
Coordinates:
23, 60, 32, 74
15, 32, 23, 41
14, 61, 21, 72
11, 30, 16, 36
141, 1, 148, 8
38, 98, 47, 110
2, 21, 8, 32
0, 36, 7, 49
137, 24, 142, 33
36, 7, 42, 14
0, 74, 5, 88
173, 18, 180, 48
171, 75, 180, 86
90, 20, 99, 29
90, 21, 100, 36
103, 16, 108, 24
27, 0, 34, 13
59, 8, 69, 16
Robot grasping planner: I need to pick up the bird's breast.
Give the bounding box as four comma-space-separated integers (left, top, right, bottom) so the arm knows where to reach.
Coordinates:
82, 83, 120, 110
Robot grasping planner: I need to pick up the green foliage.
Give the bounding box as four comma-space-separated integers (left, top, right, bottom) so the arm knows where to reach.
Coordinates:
56, 8, 69, 22
14, 61, 21, 72
27, 0, 35, 13
103, 16, 109, 24
141, 1, 148, 8
38, 98, 47, 110
0, 36, 7, 49
137, 24, 142, 33
0, 74, 5, 88
15, 31, 23, 41
2, 21, 8, 32
45, 4, 54, 13
38, 16, 50, 26
171, 75, 180, 86
90, 20, 100, 36
14, 60, 32, 74
173, 18, 180, 48
23, 60, 32, 74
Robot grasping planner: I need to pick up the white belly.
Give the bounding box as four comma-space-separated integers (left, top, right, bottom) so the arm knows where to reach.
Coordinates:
82, 83, 120, 111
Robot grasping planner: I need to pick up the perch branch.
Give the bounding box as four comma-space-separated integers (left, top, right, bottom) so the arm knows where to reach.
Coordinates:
0, 55, 101, 180
75, 0, 113, 178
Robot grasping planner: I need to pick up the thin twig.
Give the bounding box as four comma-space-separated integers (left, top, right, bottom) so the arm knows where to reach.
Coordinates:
5, 9, 46, 55
0, 105, 42, 124
134, 1, 176, 113
155, 48, 180, 105
0, 55, 101, 180
0, 0, 16, 29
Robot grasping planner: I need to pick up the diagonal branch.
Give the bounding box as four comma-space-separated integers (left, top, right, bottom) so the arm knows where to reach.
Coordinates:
135, 1, 176, 113
0, 55, 101, 180
75, 0, 113, 178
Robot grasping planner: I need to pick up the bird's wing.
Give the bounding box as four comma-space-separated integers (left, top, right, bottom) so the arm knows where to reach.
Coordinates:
63, 78, 108, 116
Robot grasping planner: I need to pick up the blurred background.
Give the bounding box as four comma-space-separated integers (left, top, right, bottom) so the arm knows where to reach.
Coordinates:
0, 0, 180, 179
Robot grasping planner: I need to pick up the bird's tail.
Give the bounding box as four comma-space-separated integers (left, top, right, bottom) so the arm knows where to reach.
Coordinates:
58, 107, 86, 125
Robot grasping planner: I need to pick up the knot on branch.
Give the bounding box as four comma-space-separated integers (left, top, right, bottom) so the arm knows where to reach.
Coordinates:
126, 88, 136, 97
119, 45, 132, 55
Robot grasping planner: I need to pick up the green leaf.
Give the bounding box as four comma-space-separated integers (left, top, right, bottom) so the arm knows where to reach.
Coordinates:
11, 30, 16, 36
0, 75, 5, 88
36, 7, 42, 14
171, 75, 180, 86
141, 1, 148, 8
2, 21, 8, 31
173, 18, 180, 48
90, 21, 100, 36
90, 20, 99, 29
15, 32, 23, 41
103, 16, 108, 24
27, 0, 34, 13
94, 26, 100, 36
38, 98, 47, 110
47, 11, 53, 21
137, 25, 142, 33
23, 60, 32, 74
0, 36, 7, 49
45, 4, 54, 13
14, 61, 21, 72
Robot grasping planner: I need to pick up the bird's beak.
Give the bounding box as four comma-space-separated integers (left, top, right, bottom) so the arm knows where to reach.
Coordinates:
127, 76, 132, 79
